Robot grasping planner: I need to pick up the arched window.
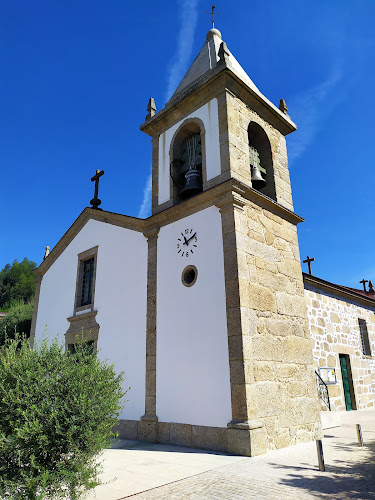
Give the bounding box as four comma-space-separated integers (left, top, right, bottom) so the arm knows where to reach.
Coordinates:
170, 121, 203, 203
248, 122, 276, 200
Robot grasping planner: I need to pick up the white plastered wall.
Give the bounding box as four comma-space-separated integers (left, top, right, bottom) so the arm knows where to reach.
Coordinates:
156, 206, 232, 427
34, 219, 148, 421
158, 98, 221, 205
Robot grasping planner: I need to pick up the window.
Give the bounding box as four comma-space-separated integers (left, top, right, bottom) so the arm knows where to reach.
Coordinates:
248, 121, 276, 200
68, 341, 95, 355
181, 265, 198, 287
170, 120, 204, 203
74, 247, 98, 313
80, 257, 94, 306
358, 319, 372, 356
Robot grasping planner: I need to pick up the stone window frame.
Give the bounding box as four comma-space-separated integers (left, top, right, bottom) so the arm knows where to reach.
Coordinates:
358, 318, 372, 357
73, 246, 98, 314
247, 121, 276, 201
65, 310, 100, 353
169, 117, 207, 204
181, 265, 198, 287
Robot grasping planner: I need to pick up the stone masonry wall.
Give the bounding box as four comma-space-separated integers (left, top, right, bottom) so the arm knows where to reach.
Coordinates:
223, 90, 294, 212
305, 285, 375, 411
224, 195, 322, 451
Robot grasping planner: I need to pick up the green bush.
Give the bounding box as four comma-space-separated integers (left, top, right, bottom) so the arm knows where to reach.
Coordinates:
0, 301, 34, 345
0, 334, 126, 499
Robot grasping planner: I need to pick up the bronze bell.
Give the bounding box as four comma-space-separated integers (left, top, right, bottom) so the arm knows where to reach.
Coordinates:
180, 168, 203, 200
251, 164, 266, 190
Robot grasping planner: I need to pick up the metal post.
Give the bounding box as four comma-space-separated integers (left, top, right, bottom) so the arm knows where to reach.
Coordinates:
316, 440, 325, 471
356, 424, 364, 447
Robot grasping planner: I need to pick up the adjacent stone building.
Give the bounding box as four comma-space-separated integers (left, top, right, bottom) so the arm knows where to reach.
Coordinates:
31, 28, 374, 457
304, 273, 375, 413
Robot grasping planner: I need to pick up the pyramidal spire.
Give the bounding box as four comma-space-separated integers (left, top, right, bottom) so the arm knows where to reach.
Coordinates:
169, 29, 259, 101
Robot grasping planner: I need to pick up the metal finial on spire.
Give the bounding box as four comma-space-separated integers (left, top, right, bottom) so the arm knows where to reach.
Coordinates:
205, 4, 220, 28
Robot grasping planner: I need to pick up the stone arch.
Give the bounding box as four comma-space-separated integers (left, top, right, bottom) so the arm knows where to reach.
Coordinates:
169, 117, 206, 203
248, 121, 276, 200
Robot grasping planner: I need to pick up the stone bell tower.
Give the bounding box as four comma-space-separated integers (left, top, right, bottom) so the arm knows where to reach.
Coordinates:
140, 28, 322, 455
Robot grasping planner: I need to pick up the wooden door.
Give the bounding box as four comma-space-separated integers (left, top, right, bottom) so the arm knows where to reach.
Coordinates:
339, 354, 356, 411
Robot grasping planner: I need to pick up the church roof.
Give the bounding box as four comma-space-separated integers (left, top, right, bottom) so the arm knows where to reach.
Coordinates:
35, 208, 145, 276
170, 28, 259, 100
342, 285, 375, 300
303, 273, 375, 308
142, 29, 296, 137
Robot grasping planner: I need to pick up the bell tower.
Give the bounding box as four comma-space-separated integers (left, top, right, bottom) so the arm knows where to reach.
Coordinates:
140, 28, 322, 456
141, 28, 297, 215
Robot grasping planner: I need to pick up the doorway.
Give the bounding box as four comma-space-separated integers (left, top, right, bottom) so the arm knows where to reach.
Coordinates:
339, 354, 356, 411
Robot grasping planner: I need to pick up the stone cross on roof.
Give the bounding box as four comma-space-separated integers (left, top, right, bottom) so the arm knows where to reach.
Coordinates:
90, 169, 104, 210
303, 256, 315, 275
360, 279, 369, 292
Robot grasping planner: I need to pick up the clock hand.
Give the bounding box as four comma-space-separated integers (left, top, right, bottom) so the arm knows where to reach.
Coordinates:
181, 233, 188, 245
186, 232, 197, 243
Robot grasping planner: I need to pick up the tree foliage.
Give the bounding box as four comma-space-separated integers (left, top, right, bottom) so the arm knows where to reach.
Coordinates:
0, 301, 34, 345
0, 334, 126, 499
0, 258, 37, 309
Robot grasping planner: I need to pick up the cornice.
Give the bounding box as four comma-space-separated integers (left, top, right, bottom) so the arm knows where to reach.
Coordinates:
36, 179, 304, 278
35, 208, 146, 276
231, 178, 304, 226
303, 273, 375, 309
140, 65, 296, 137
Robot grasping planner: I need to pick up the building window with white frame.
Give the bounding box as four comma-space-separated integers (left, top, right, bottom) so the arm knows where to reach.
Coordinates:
358, 318, 372, 356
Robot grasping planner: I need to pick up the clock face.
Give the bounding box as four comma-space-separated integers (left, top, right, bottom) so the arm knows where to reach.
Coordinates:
177, 228, 198, 257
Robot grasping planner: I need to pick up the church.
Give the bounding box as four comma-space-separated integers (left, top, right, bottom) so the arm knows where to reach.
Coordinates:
30, 27, 375, 457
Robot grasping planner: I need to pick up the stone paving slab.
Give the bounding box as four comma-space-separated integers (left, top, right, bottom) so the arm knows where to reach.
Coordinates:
87, 409, 375, 499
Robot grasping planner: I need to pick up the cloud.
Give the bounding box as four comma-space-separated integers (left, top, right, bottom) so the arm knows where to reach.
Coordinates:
137, 171, 152, 219
165, 0, 199, 103
286, 59, 344, 164
137, 1, 199, 218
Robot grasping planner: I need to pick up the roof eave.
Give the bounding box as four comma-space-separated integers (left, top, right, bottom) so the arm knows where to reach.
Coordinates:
303, 273, 375, 308
35, 208, 146, 276
140, 63, 297, 137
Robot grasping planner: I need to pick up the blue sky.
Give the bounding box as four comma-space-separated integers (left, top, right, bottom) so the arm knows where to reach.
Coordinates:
1, 0, 375, 288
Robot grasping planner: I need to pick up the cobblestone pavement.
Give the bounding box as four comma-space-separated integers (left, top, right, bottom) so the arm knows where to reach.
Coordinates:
88, 409, 375, 500
122, 410, 375, 499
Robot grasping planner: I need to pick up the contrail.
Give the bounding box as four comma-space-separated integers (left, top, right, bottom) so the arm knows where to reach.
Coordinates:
137, 171, 152, 219
138, 1, 199, 218
165, 0, 199, 103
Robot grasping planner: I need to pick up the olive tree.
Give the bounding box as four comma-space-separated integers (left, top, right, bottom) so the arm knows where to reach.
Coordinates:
0, 334, 126, 499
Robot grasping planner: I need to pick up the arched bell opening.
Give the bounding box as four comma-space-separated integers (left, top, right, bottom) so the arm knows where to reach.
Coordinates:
170, 120, 204, 203
248, 122, 276, 201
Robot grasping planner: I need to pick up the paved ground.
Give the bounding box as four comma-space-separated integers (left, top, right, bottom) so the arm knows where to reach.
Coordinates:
87, 409, 375, 499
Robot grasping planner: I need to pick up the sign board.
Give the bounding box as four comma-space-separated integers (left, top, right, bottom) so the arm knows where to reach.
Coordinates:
319, 367, 337, 385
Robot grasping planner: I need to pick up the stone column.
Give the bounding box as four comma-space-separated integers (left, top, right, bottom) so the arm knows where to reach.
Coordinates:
139, 226, 159, 442
29, 275, 43, 348
151, 136, 159, 215
217, 191, 267, 456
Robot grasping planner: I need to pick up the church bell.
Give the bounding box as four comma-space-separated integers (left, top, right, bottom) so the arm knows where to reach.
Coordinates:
250, 145, 266, 190
251, 164, 266, 189
180, 168, 203, 200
